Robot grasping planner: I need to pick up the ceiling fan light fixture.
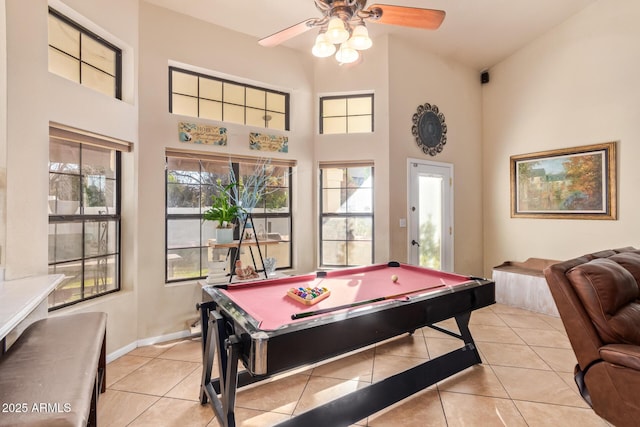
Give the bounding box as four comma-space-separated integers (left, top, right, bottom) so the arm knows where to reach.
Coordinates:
312, 33, 337, 58
335, 42, 359, 64
325, 16, 349, 44
348, 24, 372, 50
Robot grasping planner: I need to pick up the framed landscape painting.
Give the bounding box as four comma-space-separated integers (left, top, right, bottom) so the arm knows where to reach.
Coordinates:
510, 142, 617, 219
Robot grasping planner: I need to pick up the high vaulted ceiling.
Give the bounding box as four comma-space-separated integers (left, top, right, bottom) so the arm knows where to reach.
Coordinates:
143, 0, 598, 71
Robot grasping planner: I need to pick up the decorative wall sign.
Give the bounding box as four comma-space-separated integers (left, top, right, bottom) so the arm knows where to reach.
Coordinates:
510, 141, 617, 220
178, 122, 227, 146
411, 103, 447, 156
249, 132, 289, 153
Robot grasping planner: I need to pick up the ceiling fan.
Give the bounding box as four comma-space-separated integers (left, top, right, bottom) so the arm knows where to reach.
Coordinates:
259, 0, 445, 64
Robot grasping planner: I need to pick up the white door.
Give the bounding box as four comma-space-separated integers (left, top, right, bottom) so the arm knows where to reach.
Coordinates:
408, 159, 454, 271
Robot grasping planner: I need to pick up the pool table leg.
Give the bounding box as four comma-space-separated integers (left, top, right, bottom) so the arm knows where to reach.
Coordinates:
200, 308, 243, 427
273, 311, 483, 427
200, 309, 220, 406
455, 311, 482, 362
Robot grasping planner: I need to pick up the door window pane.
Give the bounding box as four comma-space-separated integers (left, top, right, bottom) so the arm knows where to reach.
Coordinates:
418, 175, 443, 269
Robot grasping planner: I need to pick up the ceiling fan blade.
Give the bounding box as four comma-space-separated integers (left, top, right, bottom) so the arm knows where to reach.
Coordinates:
259, 19, 316, 47
368, 4, 445, 30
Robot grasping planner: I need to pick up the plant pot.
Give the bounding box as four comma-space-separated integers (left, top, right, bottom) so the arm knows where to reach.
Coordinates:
216, 227, 234, 244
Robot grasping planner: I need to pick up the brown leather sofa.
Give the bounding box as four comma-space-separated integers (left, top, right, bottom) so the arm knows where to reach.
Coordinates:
544, 247, 640, 427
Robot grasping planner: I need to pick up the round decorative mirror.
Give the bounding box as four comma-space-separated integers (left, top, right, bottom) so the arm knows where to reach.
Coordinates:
411, 103, 447, 156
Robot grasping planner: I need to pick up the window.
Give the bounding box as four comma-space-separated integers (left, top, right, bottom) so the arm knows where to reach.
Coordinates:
48, 8, 122, 99
48, 123, 131, 310
320, 94, 373, 134
169, 67, 290, 131
165, 151, 294, 282
319, 163, 374, 267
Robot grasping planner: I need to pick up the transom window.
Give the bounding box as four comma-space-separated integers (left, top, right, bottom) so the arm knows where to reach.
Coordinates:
48, 8, 122, 99
165, 152, 294, 282
48, 123, 131, 310
320, 94, 374, 134
169, 67, 290, 131
319, 163, 374, 267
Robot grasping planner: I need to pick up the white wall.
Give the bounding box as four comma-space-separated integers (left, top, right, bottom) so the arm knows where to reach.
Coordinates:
482, 0, 640, 275
9, 0, 629, 354
0, 0, 6, 272
313, 35, 391, 265
136, 3, 315, 340
3, 0, 140, 352
387, 35, 484, 276
2, 0, 485, 352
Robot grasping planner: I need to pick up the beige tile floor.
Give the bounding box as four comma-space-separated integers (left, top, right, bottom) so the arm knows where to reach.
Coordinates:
97, 303, 613, 426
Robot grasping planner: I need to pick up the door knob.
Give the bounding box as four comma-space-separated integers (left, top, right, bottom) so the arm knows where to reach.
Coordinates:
411, 239, 420, 247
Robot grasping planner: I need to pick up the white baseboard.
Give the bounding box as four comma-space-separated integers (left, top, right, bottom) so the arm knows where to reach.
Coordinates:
106, 328, 194, 363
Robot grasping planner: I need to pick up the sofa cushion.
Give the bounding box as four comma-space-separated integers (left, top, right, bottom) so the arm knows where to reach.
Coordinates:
610, 251, 640, 285
567, 258, 640, 345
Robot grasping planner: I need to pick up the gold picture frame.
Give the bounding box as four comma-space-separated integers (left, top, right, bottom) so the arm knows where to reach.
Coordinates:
510, 142, 617, 219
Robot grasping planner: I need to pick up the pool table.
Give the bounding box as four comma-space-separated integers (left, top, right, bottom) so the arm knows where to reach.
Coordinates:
199, 262, 495, 427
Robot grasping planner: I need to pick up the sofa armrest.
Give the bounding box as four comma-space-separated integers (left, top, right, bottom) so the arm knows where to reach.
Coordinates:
600, 344, 640, 370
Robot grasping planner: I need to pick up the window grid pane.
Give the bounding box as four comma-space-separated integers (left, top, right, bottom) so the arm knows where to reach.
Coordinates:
48, 9, 121, 100
81, 34, 116, 75
48, 47, 80, 82
48, 14, 79, 57
172, 94, 199, 117
173, 72, 198, 96
320, 166, 374, 267
170, 67, 290, 131
246, 88, 266, 109
48, 139, 121, 310
200, 77, 222, 100
81, 63, 116, 98
200, 99, 222, 121
321, 94, 373, 135
166, 158, 293, 283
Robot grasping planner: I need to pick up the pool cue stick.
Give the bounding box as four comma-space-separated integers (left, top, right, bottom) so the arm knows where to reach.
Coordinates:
291, 283, 447, 320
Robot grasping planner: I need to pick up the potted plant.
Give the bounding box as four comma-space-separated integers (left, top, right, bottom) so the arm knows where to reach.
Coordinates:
203, 160, 280, 243
203, 182, 241, 244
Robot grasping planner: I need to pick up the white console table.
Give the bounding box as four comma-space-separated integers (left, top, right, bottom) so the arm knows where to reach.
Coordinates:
0, 274, 64, 350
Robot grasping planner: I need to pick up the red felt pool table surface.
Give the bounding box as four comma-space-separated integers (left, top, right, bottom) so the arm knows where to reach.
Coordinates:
220, 263, 473, 330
